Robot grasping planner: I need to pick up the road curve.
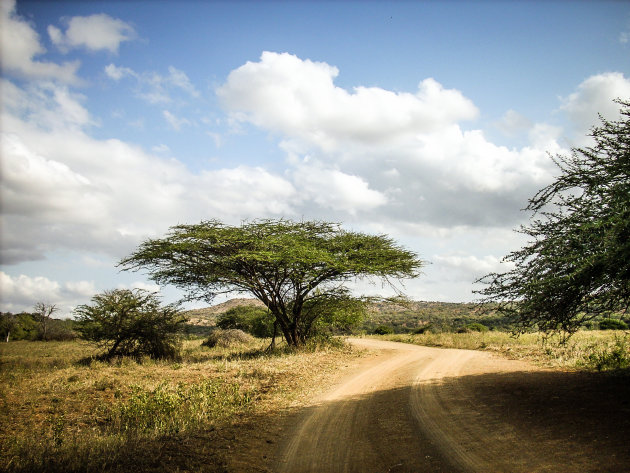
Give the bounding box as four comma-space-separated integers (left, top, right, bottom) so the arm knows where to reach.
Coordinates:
274, 338, 629, 473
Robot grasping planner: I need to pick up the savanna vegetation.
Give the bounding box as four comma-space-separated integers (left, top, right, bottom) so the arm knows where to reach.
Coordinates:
2, 298, 629, 472
119, 219, 423, 347
0, 336, 359, 473
477, 100, 630, 334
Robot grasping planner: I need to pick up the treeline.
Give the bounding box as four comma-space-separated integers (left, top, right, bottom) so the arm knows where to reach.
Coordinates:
0, 312, 76, 342
362, 301, 629, 334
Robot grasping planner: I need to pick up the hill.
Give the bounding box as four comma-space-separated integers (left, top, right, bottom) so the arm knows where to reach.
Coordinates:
183, 298, 509, 334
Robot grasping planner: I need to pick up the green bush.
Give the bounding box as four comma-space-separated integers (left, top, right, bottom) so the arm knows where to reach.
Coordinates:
372, 325, 394, 335
216, 306, 273, 338
587, 337, 630, 371
74, 289, 186, 360
466, 322, 489, 333
599, 318, 629, 330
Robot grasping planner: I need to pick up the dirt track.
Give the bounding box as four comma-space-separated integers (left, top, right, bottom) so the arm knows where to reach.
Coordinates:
273, 338, 630, 473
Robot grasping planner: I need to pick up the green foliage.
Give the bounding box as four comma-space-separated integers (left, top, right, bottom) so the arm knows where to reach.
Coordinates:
586, 336, 630, 371
372, 325, 394, 335
478, 100, 630, 334
120, 219, 423, 346
115, 380, 252, 435
361, 301, 515, 334
216, 306, 274, 338
74, 289, 187, 360
599, 318, 629, 330
466, 322, 489, 332
0, 312, 75, 342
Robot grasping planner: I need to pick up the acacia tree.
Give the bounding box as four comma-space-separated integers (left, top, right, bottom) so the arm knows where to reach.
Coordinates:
120, 219, 423, 347
477, 100, 630, 333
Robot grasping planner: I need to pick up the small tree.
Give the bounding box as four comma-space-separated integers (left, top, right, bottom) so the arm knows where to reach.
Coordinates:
120, 219, 423, 347
74, 289, 186, 360
34, 302, 58, 341
477, 100, 630, 334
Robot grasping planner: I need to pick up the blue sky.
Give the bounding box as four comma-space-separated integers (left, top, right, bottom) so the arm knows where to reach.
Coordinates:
2, 0, 629, 315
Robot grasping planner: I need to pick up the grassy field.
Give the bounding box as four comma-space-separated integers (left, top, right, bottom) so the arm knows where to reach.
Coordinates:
2, 330, 628, 472
375, 329, 630, 370
0, 338, 361, 473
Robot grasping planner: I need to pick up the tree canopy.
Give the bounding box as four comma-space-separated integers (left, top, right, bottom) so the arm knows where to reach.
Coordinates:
477, 100, 630, 333
120, 219, 423, 346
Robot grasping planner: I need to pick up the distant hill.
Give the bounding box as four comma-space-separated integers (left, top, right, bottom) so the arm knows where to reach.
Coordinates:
183, 298, 264, 326
182, 298, 508, 334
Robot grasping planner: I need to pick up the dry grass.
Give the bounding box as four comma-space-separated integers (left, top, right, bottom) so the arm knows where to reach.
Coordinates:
0, 338, 360, 473
376, 330, 630, 369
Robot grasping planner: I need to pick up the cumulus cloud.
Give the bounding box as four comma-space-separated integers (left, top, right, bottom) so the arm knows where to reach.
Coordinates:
218, 52, 478, 150
0, 77, 300, 267
561, 72, 630, 136
217, 52, 565, 230
0, 0, 81, 84
289, 160, 387, 214
48, 13, 135, 53
0, 271, 96, 314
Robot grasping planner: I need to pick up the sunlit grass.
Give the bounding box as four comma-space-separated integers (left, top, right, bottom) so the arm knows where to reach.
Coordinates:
0, 337, 359, 473
375, 330, 630, 369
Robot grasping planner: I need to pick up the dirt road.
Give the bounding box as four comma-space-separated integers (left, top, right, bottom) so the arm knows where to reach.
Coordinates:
274, 338, 630, 473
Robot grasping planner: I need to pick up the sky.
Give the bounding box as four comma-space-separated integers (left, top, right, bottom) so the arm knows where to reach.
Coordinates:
1, 0, 630, 316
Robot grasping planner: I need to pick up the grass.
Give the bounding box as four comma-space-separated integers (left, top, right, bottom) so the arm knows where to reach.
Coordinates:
0, 338, 360, 473
374, 329, 630, 370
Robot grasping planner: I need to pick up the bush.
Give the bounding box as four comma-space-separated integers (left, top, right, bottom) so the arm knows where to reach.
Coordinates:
466, 322, 489, 333
587, 337, 630, 371
216, 306, 273, 338
202, 329, 254, 348
599, 318, 629, 330
74, 289, 186, 360
372, 325, 394, 335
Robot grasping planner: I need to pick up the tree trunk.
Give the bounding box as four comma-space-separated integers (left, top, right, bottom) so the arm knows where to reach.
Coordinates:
266, 320, 278, 351
5, 331, 9, 343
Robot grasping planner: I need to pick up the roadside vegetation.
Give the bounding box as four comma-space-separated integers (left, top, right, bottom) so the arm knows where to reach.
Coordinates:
375, 330, 630, 371
0, 336, 359, 473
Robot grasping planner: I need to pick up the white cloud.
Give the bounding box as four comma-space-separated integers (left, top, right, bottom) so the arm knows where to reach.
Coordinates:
0, 77, 299, 267
105, 63, 136, 81
0, 271, 96, 314
48, 13, 135, 53
0, 0, 81, 84
290, 160, 387, 214
163, 110, 192, 130
104, 64, 200, 104
167, 66, 200, 98
433, 254, 513, 282
496, 109, 533, 137
561, 72, 630, 136
218, 52, 478, 151
216, 52, 565, 230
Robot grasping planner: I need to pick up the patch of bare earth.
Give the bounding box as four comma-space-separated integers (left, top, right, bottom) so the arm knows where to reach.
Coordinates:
226, 338, 629, 473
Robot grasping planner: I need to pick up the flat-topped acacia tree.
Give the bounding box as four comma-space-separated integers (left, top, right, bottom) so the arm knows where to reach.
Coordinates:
120, 219, 423, 347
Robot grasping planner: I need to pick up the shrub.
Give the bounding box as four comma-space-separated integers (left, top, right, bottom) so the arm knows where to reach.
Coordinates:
598, 318, 629, 330
466, 322, 489, 333
372, 325, 394, 335
202, 329, 254, 348
216, 306, 273, 338
587, 337, 630, 371
74, 289, 186, 360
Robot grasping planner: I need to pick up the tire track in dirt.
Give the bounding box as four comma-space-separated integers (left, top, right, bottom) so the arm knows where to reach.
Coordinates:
274, 338, 629, 473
